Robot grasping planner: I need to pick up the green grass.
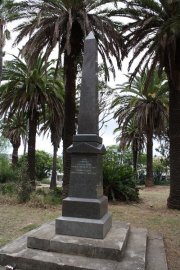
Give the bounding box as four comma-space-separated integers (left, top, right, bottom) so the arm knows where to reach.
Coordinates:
0, 185, 179, 270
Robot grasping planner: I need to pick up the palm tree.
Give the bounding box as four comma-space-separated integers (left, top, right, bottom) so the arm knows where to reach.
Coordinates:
0, 0, 18, 82
1, 114, 27, 165
11, 0, 123, 196
115, 0, 180, 208
41, 69, 64, 189
112, 70, 169, 187
42, 118, 63, 190
114, 119, 145, 173
0, 55, 64, 187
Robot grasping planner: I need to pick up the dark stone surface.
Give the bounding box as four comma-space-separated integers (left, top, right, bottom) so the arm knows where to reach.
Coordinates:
73, 134, 102, 144
57, 32, 111, 239
56, 213, 112, 239
62, 196, 108, 219
27, 221, 130, 261
78, 32, 98, 135
68, 154, 103, 199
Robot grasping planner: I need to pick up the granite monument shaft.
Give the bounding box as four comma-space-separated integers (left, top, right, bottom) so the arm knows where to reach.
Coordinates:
56, 32, 112, 239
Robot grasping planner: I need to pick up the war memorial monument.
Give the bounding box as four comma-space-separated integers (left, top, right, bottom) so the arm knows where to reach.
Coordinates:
0, 32, 167, 270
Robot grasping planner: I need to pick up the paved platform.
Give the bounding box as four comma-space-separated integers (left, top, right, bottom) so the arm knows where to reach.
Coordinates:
0, 221, 168, 270
27, 221, 130, 261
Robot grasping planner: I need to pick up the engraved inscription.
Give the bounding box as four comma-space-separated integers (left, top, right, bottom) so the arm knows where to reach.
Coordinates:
72, 158, 96, 175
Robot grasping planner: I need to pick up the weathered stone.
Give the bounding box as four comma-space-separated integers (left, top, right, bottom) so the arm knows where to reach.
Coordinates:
56, 213, 112, 239
57, 32, 111, 239
62, 196, 108, 219
27, 221, 130, 261
78, 32, 98, 135
117, 227, 147, 270
67, 154, 104, 199
146, 232, 168, 270
0, 222, 168, 270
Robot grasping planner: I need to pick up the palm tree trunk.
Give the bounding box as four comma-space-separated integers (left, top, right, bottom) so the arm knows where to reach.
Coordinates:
62, 52, 76, 197
132, 141, 138, 173
0, 20, 3, 84
12, 141, 20, 166
27, 111, 38, 189
62, 22, 83, 198
50, 144, 58, 190
167, 74, 180, 209
145, 130, 154, 187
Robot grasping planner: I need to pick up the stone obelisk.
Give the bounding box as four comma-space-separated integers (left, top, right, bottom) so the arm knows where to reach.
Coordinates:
56, 32, 112, 239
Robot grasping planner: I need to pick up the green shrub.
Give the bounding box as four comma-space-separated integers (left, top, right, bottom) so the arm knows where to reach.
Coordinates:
17, 164, 32, 203
0, 155, 17, 183
0, 182, 17, 196
29, 187, 62, 207
136, 158, 170, 185
103, 147, 139, 201
18, 150, 63, 181
153, 158, 169, 185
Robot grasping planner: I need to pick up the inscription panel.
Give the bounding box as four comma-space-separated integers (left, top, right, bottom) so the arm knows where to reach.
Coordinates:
71, 158, 96, 175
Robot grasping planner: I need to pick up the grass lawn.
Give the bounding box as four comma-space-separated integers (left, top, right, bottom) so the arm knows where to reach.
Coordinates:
0, 185, 179, 270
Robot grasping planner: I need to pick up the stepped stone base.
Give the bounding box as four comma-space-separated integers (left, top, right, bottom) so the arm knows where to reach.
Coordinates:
56, 213, 112, 239
0, 221, 168, 270
27, 221, 129, 261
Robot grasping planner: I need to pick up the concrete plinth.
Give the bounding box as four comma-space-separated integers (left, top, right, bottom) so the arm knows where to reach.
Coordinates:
27, 221, 129, 261
56, 213, 112, 239
0, 221, 168, 270
62, 196, 108, 219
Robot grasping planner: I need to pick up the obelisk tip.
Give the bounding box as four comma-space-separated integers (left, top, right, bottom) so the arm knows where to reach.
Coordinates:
86, 31, 95, 40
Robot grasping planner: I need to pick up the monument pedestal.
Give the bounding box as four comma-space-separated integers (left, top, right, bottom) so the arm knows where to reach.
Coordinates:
0, 221, 168, 270
56, 134, 112, 239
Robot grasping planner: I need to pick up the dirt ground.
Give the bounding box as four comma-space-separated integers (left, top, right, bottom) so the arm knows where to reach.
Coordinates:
0, 186, 179, 270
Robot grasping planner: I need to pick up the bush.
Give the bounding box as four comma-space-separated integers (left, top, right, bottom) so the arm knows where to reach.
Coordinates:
18, 150, 63, 181
103, 147, 139, 201
17, 164, 32, 203
0, 182, 17, 196
0, 155, 17, 183
29, 187, 62, 208
153, 158, 169, 185
136, 158, 170, 185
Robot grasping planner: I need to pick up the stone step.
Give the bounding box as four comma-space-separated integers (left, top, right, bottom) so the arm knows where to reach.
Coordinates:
0, 248, 118, 270
0, 222, 168, 270
146, 232, 168, 270
27, 221, 130, 261
116, 227, 148, 270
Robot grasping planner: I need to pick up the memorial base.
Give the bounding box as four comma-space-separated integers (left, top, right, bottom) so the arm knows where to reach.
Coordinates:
56, 213, 112, 239
0, 221, 168, 270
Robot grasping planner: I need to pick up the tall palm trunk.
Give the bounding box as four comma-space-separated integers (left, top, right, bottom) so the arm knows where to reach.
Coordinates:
132, 141, 138, 173
145, 130, 154, 187
0, 20, 3, 83
62, 22, 83, 198
167, 75, 180, 209
27, 111, 38, 189
50, 143, 58, 190
62, 52, 77, 197
11, 140, 20, 166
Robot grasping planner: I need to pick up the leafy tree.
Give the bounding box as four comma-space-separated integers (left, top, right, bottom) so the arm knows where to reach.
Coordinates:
103, 146, 139, 201
114, 119, 145, 173
117, 0, 180, 208
1, 115, 27, 165
112, 70, 169, 187
18, 150, 63, 181
41, 73, 64, 189
0, 55, 64, 187
12, 0, 123, 196
0, 0, 18, 82
0, 133, 9, 153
